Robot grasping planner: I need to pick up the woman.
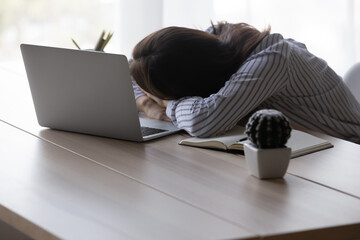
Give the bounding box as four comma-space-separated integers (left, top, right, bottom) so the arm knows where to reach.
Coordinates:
130, 22, 360, 143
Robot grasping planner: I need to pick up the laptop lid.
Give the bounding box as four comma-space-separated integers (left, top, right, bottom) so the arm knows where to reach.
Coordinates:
20, 44, 179, 142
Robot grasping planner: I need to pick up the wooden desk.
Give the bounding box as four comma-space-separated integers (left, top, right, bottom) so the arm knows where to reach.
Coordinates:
1, 63, 360, 239
288, 131, 360, 198
0, 121, 253, 240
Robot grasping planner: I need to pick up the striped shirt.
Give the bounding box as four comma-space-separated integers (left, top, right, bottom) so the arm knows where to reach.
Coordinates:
134, 34, 360, 142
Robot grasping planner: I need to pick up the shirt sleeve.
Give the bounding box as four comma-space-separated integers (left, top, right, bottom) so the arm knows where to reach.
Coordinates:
129, 58, 145, 99
205, 25, 215, 34
166, 50, 289, 137
132, 76, 145, 99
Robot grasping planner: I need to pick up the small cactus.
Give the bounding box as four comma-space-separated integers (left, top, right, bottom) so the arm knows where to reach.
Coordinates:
245, 109, 291, 149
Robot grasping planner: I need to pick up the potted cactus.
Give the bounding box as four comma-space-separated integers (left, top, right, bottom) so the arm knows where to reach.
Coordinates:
244, 109, 292, 179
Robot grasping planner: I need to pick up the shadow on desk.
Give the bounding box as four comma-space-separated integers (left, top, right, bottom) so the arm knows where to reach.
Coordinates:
0, 219, 31, 240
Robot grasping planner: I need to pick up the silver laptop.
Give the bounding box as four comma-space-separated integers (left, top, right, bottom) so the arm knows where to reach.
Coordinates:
20, 44, 180, 141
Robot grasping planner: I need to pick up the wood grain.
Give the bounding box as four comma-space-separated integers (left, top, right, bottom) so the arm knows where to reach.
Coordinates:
33, 126, 360, 238
0, 121, 255, 240
287, 129, 360, 198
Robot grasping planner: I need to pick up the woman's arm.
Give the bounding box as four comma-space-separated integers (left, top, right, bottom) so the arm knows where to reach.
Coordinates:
133, 78, 171, 121
166, 50, 289, 137
136, 95, 170, 121
131, 58, 171, 121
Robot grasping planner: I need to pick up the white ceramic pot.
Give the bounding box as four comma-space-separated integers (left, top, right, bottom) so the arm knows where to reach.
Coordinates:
244, 142, 291, 179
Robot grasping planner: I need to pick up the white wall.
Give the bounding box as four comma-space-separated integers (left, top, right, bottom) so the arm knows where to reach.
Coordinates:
118, 0, 214, 57
118, 0, 163, 58
162, 0, 214, 29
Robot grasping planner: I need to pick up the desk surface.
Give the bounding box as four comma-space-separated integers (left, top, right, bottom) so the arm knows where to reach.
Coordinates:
0, 121, 255, 240
1, 63, 360, 239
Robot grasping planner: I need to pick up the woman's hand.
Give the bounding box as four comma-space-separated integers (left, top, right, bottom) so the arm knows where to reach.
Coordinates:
136, 95, 171, 122
143, 92, 169, 109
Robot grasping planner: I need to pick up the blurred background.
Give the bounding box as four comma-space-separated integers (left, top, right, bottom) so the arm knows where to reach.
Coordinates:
1, 0, 359, 76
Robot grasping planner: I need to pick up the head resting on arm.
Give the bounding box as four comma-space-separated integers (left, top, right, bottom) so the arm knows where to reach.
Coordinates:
130, 22, 270, 100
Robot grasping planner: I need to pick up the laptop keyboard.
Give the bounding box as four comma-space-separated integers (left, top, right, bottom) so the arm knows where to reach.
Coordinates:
141, 126, 167, 136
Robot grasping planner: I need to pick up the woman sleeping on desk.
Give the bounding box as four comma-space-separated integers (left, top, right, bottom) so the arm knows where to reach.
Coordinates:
130, 21, 360, 143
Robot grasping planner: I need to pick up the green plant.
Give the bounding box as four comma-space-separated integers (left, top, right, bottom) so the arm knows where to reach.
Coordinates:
245, 109, 291, 148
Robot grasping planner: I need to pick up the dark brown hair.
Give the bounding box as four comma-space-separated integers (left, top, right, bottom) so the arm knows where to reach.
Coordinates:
130, 22, 270, 99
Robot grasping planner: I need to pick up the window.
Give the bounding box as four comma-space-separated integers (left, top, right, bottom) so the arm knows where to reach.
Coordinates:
0, 0, 120, 62
1, 0, 359, 76
213, 0, 360, 76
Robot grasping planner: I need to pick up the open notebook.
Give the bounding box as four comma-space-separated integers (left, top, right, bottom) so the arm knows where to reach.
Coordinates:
179, 126, 333, 158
